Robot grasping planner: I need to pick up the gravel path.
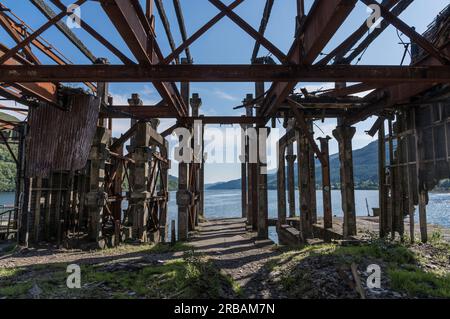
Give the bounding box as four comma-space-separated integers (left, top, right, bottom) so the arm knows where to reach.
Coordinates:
189, 218, 283, 298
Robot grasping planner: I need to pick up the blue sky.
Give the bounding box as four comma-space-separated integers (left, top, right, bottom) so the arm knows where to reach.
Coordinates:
1, 0, 448, 183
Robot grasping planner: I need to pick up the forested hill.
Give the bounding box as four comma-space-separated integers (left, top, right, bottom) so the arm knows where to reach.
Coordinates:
0, 112, 18, 192
208, 139, 383, 190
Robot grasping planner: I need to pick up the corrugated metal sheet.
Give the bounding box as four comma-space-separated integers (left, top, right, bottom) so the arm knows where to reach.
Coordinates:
26, 93, 101, 177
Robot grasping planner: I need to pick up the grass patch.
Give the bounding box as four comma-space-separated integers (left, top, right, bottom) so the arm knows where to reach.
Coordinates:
0, 249, 240, 299
389, 268, 450, 298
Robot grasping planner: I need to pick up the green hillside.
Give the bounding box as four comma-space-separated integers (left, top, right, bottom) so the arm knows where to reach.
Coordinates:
209, 139, 384, 190
0, 112, 19, 192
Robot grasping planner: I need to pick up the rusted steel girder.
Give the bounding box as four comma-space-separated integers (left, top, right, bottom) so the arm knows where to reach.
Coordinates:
261, 0, 357, 119
2, 64, 449, 83
208, 0, 287, 63
360, 0, 450, 65
100, 0, 187, 118
0, 49, 59, 107
345, 43, 450, 124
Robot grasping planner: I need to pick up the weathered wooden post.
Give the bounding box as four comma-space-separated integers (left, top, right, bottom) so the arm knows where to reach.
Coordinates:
332, 124, 357, 238
277, 141, 287, 227
378, 119, 388, 237
285, 119, 297, 218
318, 136, 332, 229
308, 122, 318, 224
244, 94, 258, 231
240, 120, 248, 219
177, 58, 191, 241
414, 109, 427, 242
297, 130, 313, 238
190, 93, 203, 222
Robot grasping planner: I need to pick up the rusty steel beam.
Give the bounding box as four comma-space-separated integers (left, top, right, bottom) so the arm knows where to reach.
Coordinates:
100, 0, 187, 118
208, 0, 287, 63
0, 0, 87, 65
317, 0, 400, 65
179, 116, 265, 125
251, 0, 275, 63
49, 0, 133, 65
164, 0, 245, 64
0, 12, 96, 92
345, 42, 450, 124
0, 48, 59, 106
262, 0, 357, 118
100, 105, 176, 119
155, 0, 178, 63
0, 12, 40, 64
30, 0, 96, 63
360, 0, 450, 65
172, 0, 192, 62
1, 64, 449, 83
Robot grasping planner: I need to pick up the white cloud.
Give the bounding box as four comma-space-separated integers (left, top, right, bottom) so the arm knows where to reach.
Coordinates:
213, 89, 239, 102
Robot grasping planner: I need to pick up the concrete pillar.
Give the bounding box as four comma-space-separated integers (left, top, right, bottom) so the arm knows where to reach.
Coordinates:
130, 122, 151, 242
318, 136, 332, 229
332, 124, 357, 238
87, 127, 110, 245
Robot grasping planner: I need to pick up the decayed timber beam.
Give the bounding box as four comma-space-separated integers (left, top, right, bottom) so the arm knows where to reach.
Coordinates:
100, 0, 187, 118
1, 64, 449, 83
262, 0, 357, 118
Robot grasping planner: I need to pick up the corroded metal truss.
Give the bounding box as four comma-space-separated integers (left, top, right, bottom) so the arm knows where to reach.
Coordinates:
0, 0, 448, 123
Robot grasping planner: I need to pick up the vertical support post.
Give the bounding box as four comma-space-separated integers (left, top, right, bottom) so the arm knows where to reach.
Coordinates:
191, 93, 203, 220
257, 125, 269, 239
405, 133, 415, 243
308, 122, 317, 224
378, 120, 388, 237
333, 124, 357, 238
16, 123, 28, 245
159, 140, 170, 242
277, 142, 287, 226
414, 109, 427, 242
177, 57, 191, 241
286, 119, 297, 218
87, 127, 110, 246
240, 122, 248, 219
297, 131, 312, 238
318, 136, 332, 229
33, 178, 42, 243
244, 95, 258, 230
387, 118, 395, 236
255, 67, 268, 238
110, 141, 123, 246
